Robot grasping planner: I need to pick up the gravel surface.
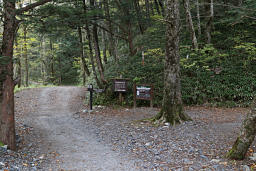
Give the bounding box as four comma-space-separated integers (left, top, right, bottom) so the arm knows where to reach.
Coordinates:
1, 87, 256, 170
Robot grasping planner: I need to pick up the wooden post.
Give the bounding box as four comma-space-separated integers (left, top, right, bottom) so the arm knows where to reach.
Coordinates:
119, 92, 123, 104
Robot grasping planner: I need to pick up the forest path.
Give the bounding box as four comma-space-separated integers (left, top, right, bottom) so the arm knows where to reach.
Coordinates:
24, 86, 137, 171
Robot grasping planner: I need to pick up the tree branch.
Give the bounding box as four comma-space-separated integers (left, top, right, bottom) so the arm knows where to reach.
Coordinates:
16, 0, 53, 15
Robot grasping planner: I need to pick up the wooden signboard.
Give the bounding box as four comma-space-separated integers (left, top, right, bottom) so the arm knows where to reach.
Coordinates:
112, 79, 128, 92
134, 84, 153, 108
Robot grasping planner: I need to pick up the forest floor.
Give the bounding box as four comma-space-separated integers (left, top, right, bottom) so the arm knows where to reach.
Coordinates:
1, 86, 255, 170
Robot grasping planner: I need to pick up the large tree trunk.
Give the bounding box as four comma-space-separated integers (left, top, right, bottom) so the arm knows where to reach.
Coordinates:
154, 0, 191, 125
184, 0, 198, 49
0, 0, 52, 151
227, 100, 256, 160
23, 25, 29, 87
0, 0, 18, 151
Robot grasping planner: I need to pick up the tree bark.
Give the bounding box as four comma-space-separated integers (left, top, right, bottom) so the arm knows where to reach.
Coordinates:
184, 0, 198, 49
227, 100, 256, 160
154, 0, 191, 125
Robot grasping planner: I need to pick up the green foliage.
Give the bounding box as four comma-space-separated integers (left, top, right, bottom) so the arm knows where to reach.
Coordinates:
0, 141, 4, 147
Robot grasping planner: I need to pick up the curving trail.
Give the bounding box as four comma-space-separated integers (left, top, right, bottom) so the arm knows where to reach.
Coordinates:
25, 86, 137, 171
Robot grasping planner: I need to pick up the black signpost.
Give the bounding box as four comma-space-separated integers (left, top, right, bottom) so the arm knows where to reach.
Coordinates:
87, 84, 93, 110
134, 84, 153, 108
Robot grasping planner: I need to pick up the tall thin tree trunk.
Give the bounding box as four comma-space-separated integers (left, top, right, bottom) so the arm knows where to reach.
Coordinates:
206, 0, 213, 44
103, 0, 117, 62
78, 27, 90, 86
91, 0, 107, 85
92, 25, 107, 84
227, 99, 256, 160
158, 0, 165, 16
145, 0, 150, 20
184, 0, 198, 49
134, 0, 144, 34
0, 0, 18, 151
23, 25, 29, 87
83, 0, 102, 88
49, 39, 54, 83
154, 0, 161, 15
196, 0, 201, 38
154, 0, 191, 125
102, 28, 108, 65
15, 39, 21, 88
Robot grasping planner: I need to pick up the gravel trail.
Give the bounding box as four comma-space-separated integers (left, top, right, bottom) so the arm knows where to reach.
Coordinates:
24, 86, 138, 170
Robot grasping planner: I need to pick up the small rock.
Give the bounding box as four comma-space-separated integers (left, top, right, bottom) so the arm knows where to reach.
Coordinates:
249, 153, 256, 161
210, 159, 220, 163
164, 122, 170, 126
243, 165, 250, 171
145, 142, 151, 146
200, 155, 208, 160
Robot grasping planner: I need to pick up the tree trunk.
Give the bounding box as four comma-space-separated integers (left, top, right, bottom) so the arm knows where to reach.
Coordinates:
184, 0, 198, 49
83, 0, 102, 88
205, 0, 213, 44
49, 39, 54, 83
154, 0, 191, 125
154, 0, 161, 15
196, 0, 201, 38
227, 100, 256, 160
103, 0, 117, 62
0, 0, 18, 151
92, 24, 107, 84
0, 0, 52, 151
101, 28, 108, 65
78, 27, 90, 86
23, 25, 29, 87
158, 0, 165, 16
134, 0, 144, 34
15, 38, 21, 88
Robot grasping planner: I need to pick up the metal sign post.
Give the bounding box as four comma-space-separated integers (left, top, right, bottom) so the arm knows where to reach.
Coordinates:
87, 84, 93, 110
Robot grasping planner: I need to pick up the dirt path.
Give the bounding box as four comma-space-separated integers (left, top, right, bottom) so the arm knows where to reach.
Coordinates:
24, 87, 137, 170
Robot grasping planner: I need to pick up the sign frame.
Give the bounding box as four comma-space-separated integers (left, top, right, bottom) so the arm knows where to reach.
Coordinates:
133, 84, 154, 108
112, 78, 129, 93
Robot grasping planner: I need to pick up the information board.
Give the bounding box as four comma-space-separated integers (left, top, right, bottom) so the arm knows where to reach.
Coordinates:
113, 79, 128, 92
136, 86, 152, 100
133, 84, 153, 108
